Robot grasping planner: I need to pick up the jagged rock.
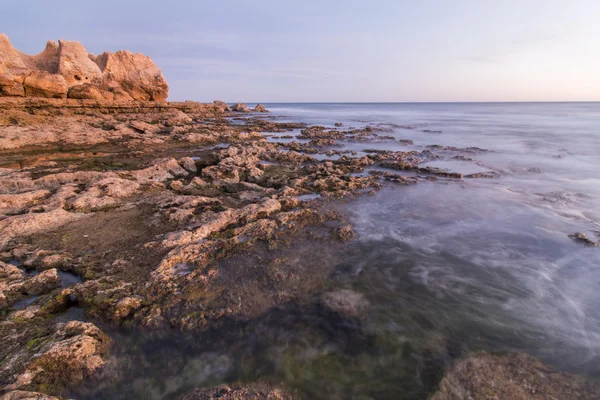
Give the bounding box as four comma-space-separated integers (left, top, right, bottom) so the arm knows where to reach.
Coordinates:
231, 102, 250, 112
68, 177, 141, 212
179, 157, 197, 173
213, 100, 230, 112
57, 40, 103, 87
113, 296, 142, 319
253, 104, 267, 112
0, 34, 168, 101
21, 268, 61, 296
9, 321, 110, 390
94, 50, 168, 101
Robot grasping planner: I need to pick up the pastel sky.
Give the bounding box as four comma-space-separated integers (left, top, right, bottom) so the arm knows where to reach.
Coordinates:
2, 0, 599, 102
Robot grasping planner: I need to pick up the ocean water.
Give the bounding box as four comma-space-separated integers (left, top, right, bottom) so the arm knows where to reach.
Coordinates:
77, 103, 600, 399
266, 102, 600, 361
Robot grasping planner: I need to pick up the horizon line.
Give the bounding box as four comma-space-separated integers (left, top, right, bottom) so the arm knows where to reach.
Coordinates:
182, 100, 600, 104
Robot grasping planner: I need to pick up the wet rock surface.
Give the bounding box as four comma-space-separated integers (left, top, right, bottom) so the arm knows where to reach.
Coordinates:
433, 352, 600, 400
179, 385, 295, 400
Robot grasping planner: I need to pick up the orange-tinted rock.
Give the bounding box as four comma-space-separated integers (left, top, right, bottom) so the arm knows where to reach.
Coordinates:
231, 102, 250, 112
23, 71, 68, 98
253, 103, 268, 112
67, 83, 109, 100
94, 50, 169, 101
57, 40, 103, 87
0, 34, 169, 101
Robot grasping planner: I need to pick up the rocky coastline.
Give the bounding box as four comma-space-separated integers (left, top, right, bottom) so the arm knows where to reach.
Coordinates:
1, 36, 599, 400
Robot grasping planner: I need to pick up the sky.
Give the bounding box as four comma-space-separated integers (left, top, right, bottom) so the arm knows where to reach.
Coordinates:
2, 0, 600, 102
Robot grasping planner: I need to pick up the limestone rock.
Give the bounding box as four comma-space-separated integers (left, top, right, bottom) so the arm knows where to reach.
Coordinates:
67, 83, 110, 100
94, 50, 168, 101
432, 352, 600, 400
0, 391, 59, 400
231, 103, 250, 112
23, 71, 68, 98
130, 120, 159, 134
213, 100, 230, 111
113, 296, 143, 319
0, 34, 169, 101
21, 268, 61, 296
12, 321, 111, 389
179, 385, 295, 400
57, 40, 103, 87
0, 75, 24, 97
179, 157, 197, 173
253, 104, 268, 112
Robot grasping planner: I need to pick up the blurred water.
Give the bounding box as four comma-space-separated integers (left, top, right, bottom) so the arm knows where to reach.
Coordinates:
266, 102, 600, 372
75, 103, 600, 399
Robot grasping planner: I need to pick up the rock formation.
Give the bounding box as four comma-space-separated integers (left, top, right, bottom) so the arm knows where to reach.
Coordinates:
0, 34, 168, 101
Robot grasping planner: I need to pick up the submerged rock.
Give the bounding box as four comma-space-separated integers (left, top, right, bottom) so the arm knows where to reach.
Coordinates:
432, 352, 600, 400
322, 289, 369, 319
568, 232, 599, 247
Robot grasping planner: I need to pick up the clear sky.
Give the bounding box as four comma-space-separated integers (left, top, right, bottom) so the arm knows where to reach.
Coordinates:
2, 0, 599, 102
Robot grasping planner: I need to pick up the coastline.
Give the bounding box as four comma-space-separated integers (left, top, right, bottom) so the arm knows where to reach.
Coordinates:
1, 98, 599, 399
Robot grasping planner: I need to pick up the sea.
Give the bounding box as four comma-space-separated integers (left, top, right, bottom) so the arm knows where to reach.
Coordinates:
78, 102, 600, 399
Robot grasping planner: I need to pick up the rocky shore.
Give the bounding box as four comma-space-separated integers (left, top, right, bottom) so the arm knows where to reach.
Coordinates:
1, 35, 599, 400
0, 96, 598, 399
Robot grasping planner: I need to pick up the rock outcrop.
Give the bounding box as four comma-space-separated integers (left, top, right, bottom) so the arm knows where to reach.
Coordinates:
0, 34, 168, 101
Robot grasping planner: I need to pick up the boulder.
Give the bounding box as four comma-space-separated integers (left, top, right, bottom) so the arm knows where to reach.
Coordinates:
0, 75, 24, 97
9, 321, 110, 390
213, 100, 230, 111
21, 268, 61, 296
322, 289, 369, 318
253, 104, 268, 112
23, 71, 68, 98
231, 102, 250, 112
67, 83, 110, 100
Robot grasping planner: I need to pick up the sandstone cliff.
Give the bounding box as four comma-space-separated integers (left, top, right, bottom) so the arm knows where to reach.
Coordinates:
0, 34, 168, 101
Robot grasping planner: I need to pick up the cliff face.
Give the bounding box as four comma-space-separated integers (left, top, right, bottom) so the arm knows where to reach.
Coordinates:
0, 34, 168, 101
